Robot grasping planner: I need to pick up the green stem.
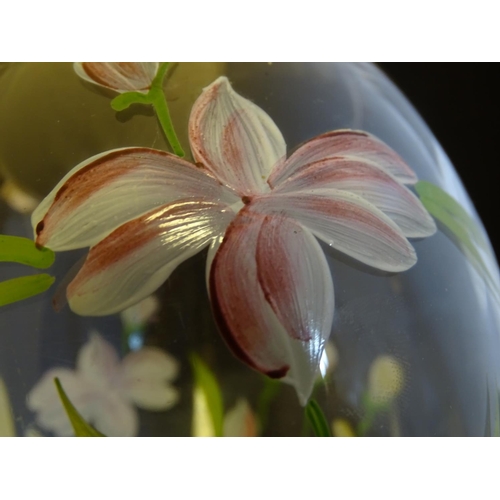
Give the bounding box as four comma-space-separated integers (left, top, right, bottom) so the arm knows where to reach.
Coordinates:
305, 399, 331, 437
149, 86, 184, 157
109, 62, 184, 157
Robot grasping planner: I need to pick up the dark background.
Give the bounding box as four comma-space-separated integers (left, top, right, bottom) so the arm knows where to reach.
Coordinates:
379, 63, 499, 261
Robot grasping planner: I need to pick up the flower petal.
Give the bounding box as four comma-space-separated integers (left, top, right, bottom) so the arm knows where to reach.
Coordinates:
256, 214, 334, 344
210, 210, 334, 404
26, 368, 95, 437
189, 76, 286, 196
76, 332, 120, 384
32, 147, 238, 251
274, 157, 436, 238
252, 189, 417, 272
117, 347, 180, 411
67, 199, 235, 316
86, 392, 139, 437
74, 62, 158, 93
268, 130, 417, 187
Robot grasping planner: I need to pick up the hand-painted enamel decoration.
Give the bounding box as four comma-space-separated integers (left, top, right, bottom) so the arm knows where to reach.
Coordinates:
73, 62, 159, 93
27, 332, 179, 436
31, 76, 436, 403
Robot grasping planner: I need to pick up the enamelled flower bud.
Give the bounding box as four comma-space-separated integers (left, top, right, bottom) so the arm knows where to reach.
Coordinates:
74, 62, 159, 94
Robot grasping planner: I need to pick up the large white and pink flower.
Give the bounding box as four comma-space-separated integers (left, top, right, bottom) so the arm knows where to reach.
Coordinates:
31, 77, 436, 403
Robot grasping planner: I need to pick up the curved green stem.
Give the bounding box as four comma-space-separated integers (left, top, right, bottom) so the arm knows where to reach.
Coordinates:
148, 87, 184, 157
109, 62, 184, 157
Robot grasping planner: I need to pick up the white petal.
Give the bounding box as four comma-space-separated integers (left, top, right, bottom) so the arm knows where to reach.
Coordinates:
67, 199, 235, 316
268, 129, 417, 187
26, 369, 95, 437
275, 157, 436, 237
118, 347, 180, 411
189, 76, 286, 195
76, 332, 120, 385
86, 392, 139, 437
32, 147, 238, 251
252, 189, 417, 272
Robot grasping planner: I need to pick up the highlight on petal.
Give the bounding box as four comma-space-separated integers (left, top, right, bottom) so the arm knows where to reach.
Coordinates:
118, 347, 179, 411
210, 209, 334, 404
67, 199, 235, 316
274, 157, 436, 238
74, 62, 158, 93
32, 147, 239, 251
268, 130, 417, 188
253, 189, 418, 273
189, 76, 286, 196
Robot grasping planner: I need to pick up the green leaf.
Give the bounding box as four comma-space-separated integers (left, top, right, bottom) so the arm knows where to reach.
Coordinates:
415, 181, 500, 301
110, 91, 151, 111
305, 399, 331, 437
54, 378, 105, 437
190, 354, 224, 437
0, 235, 55, 268
0, 274, 55, 307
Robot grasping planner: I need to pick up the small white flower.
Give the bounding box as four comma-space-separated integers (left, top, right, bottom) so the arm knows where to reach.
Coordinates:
26, 331, 179, 436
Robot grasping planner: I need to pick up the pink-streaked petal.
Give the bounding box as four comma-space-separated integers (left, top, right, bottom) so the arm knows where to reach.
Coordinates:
76, 332, 120, 384
189, 76, 286, 196
32, 147, 238, 251
74, 62, 158, 93
67, 200, 235, 316
117, 347, 179, 411
26, 369, 95, 437
274, 157, 436, 238
256, 214, 334, 344
210, 210, 333, 404
268, 130, 417, 188
251, 189, 417, 272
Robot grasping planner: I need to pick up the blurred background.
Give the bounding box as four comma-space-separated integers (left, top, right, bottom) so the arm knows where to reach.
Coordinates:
379, 63, 500, 261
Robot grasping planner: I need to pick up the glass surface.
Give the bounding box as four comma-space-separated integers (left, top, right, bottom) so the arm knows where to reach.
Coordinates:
1, 62, 499, 437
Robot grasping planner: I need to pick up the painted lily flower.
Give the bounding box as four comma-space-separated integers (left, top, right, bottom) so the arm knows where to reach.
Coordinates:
74, 62, 158, 94
26, 332, 179, 436
31, 77, 436, 404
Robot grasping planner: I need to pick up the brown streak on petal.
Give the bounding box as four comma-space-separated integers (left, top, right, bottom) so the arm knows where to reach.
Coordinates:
35, 220, 45, 235
70, 200, 220, 291
266, 367, 289, 378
